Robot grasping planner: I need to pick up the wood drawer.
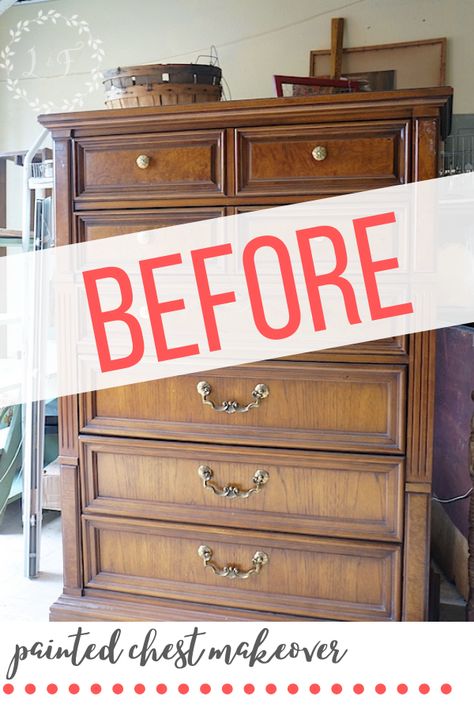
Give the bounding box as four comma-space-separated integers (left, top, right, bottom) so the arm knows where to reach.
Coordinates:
81, 437, 404, 541
81, 362, 406, 453
75, 130, 225, 203
74, 207, 226, 242
236, 122, 408, 196
278, 336, 408, 363
83, 516, 401, 621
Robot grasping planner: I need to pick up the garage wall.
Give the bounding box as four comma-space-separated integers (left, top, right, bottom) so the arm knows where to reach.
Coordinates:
0, 0, 473, 226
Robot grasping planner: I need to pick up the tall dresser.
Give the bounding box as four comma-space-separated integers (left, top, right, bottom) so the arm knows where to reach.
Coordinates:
40, 87, 452, 622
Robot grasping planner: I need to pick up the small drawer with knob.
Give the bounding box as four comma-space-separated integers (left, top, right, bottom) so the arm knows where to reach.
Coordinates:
80, 437, 404, 541
235, 121, 408, 196
74, 129, 225, 206
82, 515, 401, 620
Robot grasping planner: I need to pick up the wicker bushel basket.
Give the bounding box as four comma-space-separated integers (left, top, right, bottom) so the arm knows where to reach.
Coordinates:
103, 63, 222, 108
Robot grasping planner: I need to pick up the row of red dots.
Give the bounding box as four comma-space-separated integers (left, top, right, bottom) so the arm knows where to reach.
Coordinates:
2, 682, 453, 695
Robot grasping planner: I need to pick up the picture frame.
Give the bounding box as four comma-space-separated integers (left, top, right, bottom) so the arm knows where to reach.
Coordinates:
309, 37, 447, 89
274, 74, 360, 98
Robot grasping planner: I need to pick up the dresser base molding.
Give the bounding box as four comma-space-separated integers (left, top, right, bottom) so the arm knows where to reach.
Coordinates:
49, 592, 315, 622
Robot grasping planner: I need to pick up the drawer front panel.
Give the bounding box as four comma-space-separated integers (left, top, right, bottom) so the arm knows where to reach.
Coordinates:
75, 130, 225, 202
236, 122, 408, 196
83, 517, 401, 621
75, 208, 226, 242
81, 438, 404, 541
81, 362, 406, 453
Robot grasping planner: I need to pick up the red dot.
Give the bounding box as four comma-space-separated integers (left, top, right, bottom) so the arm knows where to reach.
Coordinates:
266, 683, 277, 694
135, 683, 145, 694
113, 684, 123, 694
375, 683, 386, 695
69, 683, 80, 695
353, 683, 364, 694
288, 684, 298, 694
200, 684, 211, 694
397, 684, 408, 695
25, 684, 36, 695
222, 684, 233, 694
244, 684, 255, 694
90, 683, 101, 695
156, 684, 167, 694
332, 683, 343, 694
309, 683, 320, 694
47, 684, 58, 695
178, 684, 189, 695
419, 684, 430, 695
3, 684, 14, 695
441, 683, 452, 695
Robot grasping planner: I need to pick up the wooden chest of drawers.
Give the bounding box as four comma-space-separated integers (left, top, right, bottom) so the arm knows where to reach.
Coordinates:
40, 87, 452, 622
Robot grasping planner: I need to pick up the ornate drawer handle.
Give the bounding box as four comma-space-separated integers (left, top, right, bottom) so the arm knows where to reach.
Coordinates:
198, 465, 269, 499
312, 145, 327, 161
197, 545, 269, 579
136, 154, 150, 169
196, 381, 269, 414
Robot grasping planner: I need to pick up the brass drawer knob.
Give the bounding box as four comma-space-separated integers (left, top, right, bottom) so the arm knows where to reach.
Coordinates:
198, 464, 269, 499
312, 145, 327, 161
136, 154, 150, 169
198, 544, 269, 579
196, 381, 269, 414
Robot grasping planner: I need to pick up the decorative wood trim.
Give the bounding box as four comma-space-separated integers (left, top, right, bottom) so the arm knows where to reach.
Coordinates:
60, 464, 83, 596
39, 88, 453, 137
413, 118, 439, 182
58, 396, 79, 457
402, 491, 430, 620
50, 591, 315, 621
406, 331, 436, 482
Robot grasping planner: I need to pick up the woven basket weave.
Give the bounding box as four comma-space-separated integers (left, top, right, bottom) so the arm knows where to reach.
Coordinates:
103, 63, 222, 108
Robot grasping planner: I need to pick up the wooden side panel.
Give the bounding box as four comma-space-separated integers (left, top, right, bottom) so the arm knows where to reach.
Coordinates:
59, 464, 82, 596
413, 116, 439, 182
83, 516, 401, 621
406, 331, 436, 482
402, 491, 430, 620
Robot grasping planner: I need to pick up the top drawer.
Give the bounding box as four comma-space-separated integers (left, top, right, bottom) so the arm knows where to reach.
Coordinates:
75, 130, 225, 204
236, 122, 408, 196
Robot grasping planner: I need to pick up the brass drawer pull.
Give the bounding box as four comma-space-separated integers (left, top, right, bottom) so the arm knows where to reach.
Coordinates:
198, 545, 269, 579
312, 145, 327, 161
196, 381, 269, 414
136, 154, 150, 169
198, 465, 269, 499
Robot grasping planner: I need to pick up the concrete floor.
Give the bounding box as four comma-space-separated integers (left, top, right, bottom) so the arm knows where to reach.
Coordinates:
0, 499, 63, 621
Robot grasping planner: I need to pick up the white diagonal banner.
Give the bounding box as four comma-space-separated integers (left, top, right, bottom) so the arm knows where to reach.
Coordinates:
0, 173, 473, 407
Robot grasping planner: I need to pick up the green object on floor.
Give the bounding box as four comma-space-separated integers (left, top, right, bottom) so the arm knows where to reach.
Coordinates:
0, 406, 22, 527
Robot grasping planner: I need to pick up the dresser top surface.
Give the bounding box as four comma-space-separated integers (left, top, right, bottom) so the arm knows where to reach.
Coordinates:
39, 86, 453, 136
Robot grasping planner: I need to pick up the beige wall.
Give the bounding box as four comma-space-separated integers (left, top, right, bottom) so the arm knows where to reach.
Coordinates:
0, 0, 472, 226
